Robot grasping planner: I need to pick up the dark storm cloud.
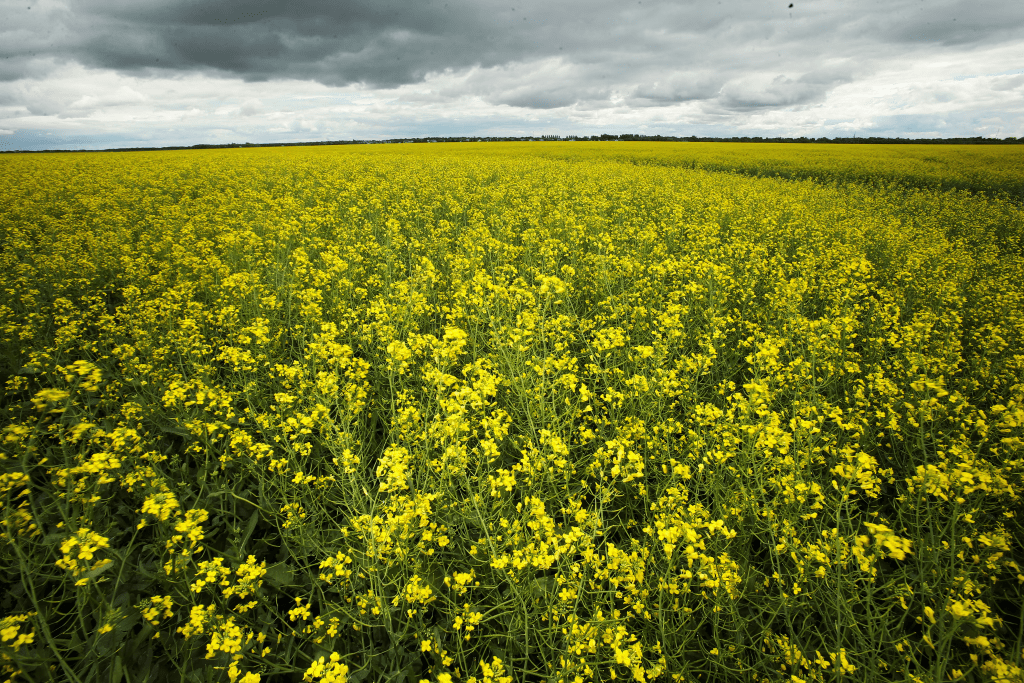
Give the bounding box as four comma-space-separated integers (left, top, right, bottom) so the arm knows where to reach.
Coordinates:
3, 0, 1023, 113
66, 0, 480, 87
58, 0, 626, 88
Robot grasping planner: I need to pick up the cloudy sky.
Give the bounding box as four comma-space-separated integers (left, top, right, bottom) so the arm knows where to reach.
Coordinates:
1, 0, 1022, 150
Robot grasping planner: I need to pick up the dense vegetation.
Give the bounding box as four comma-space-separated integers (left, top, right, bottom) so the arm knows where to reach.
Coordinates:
1, 143, 1022, 683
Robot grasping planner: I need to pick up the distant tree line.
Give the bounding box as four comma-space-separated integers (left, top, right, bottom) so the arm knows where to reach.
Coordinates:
5, 134, 1021, 153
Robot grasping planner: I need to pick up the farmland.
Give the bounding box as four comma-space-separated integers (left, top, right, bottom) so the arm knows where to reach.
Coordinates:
1, 142, 1023, 683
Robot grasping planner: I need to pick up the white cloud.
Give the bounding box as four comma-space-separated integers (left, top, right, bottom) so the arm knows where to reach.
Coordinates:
1, 0, 1022, 148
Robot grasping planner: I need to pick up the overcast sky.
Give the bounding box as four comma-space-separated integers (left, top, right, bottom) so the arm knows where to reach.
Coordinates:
1, 0, 1022, 150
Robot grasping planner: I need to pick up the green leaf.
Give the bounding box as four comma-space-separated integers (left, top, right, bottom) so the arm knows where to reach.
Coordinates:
112, 591, 132, 609
134, 556, 159, 582
133, 644, 155, 683
42, 531, 66, 547
531, 575, 556, 601
83, 559, 117, 581
311, 643, 333, 663
113, 610, 140, 639
348, 666, 371, 683
241, 509, 260, 549
265, 562, 294, 588
131, 621, 155, 650
423, 566, 446, 595
112, 655, 124, 683
156, 419, 190, 437
488, 643, 508, 664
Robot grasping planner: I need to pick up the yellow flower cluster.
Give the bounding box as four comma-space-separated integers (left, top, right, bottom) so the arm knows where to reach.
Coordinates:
139, 595, 174, 626
0, 613, 35, 651
54, 527, 113, 586
0, 613, 36, 683
303, 652, 349, 683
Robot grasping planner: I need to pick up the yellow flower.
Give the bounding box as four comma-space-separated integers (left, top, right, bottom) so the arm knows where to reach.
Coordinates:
303, 653, 348, 683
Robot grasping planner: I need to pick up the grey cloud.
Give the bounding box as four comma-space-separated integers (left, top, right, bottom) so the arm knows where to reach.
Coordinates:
0, 57, 61, 82
717, 75, 826, 110
426, 58, 620, 110
876, 1, 1024, 45
489, 88, 589, 110
631, 73, 723, 104
712, 61, 857, 111
990, 73, 1024, 91
2, 0, 1022, 119
61, 0, 555, 87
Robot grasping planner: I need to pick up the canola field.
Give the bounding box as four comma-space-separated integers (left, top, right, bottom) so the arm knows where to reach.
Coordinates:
519, 143, 1024, 203
1, 142, 1023, 683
